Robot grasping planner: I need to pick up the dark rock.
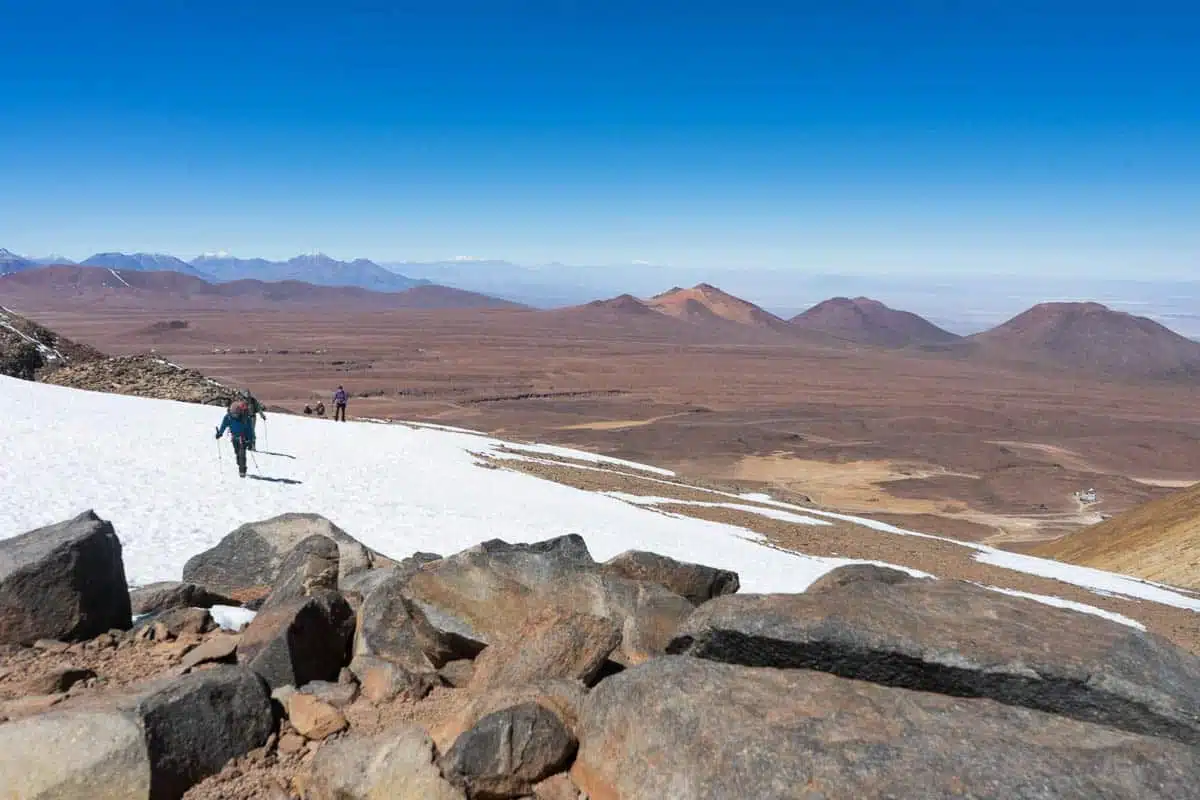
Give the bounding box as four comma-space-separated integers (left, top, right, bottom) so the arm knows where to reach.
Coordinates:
572, 657, 1200, 800
305, 725, 465, 800
260, 534, 340, 611
129, 581, 238, 615
469, 607, 620, 691
431, 680, 588, 754
0, 665, 273, 800
667, 578, 1200, 745
440, 702, 578, 799
354, 570, 467, 673
181, 513, 393, 595
804, 562, 916, 593
600, 550, 739, 605
0, 510, 132, 644
237, 591, 355, 690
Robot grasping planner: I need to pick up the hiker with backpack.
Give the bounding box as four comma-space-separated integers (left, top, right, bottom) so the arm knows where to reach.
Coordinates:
215, 401, 254, 478
227, 389, 267, 449
333, 385, 348, 422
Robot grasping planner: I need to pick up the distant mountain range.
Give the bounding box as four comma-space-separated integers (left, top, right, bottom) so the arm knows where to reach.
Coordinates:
0, 265, 521, 312
0, 248, 427, 293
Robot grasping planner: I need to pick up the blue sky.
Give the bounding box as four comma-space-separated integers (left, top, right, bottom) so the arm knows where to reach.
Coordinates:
1, 0, 1197, 278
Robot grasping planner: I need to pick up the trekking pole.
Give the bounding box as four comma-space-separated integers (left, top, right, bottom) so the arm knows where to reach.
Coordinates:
215, 429, 223, 476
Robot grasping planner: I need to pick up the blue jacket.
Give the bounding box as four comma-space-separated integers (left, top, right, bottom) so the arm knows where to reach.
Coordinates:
216, 412, 253, 441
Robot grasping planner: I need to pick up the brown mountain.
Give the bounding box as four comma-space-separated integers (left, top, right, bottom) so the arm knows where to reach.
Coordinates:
969, 302, 1200, 380
790, 297, 961, 348
0, 265, 525, 311
647, 284, 791, 330
1033, 481, 1200, 589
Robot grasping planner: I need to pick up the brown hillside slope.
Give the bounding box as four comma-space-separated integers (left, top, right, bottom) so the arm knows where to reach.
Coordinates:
969, 302, 1200, 381
1034, 482, 1200, 589
648, 283, 791, 329
791, 296, 960, 347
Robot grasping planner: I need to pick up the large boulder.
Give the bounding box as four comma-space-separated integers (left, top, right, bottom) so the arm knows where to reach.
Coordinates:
129, 581, 238, 616
572, 657, 1200, 800
403, 536, 691, 665
304, 724, 465, 800
353, 570, 467, 673
0, 666, 273, 800
469, 607, 621, 692
181, 513, 392, 595
259, 533, 340, 611
0, 510, 132, 644
237, 590, 355, 690
667, 575, 1200, 745
599, 550, 739, 605
440, 703, 578, 799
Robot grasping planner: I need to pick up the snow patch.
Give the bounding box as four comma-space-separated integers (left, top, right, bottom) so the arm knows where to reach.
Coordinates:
604, 492, 833, 526
210, 605, 257, 631
108, 268, 132, 288
973, 584, 1147, 631
499, 441, 675, 476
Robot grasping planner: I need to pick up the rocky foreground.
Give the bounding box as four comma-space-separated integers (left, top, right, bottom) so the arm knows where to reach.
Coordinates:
1, 511, 1199, 799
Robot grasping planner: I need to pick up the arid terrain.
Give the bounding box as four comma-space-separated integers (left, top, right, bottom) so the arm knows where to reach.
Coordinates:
7, 272, 1200, 553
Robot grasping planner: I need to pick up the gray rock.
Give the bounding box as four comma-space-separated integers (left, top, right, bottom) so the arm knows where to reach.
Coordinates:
667, 578, 1200, 745
403, 537, 691, 665
572, 657, 1200, 800
441, 702, 578, 799
0, 510, 132, 644
259, 534, 340, 611
181, 513, 392, 595
804, 562, 916, 593
0, 710, 149, 799
0, 665, 273, 800
305, 724, 465, 800
129, 581, 238, 615
599, 550, 739, 605
354, 570, 468, 673
236, 590, 354, 690
469, 607, 620, 691
299, 679, 359, 708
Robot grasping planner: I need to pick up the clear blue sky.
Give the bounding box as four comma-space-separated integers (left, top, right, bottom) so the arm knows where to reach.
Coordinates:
2, 0, 1197, 277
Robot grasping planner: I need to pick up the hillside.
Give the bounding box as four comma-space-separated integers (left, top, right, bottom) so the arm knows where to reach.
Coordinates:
1034, 482, 1200, 589
0, 265, 523, 311
0, 305, 105, 379
791, 296, 961, 347
969, 301, 1200, 380
648, 283, 791, 329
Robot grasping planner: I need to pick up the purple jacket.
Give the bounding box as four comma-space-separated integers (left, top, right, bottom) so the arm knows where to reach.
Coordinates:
333, 389, 347, 405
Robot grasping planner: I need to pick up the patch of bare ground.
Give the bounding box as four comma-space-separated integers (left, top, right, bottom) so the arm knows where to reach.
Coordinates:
486, 456, 1200, 655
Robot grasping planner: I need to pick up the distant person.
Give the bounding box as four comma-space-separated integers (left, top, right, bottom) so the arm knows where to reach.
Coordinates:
215, 403, 254, 478
333, 385, 348, 422
228, 388, 267, 450
303, 405, 313, 415
315, 401, 326, 417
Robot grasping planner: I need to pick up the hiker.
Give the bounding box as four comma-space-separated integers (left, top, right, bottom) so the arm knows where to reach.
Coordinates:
333, 385, 348, 422
215, 403, 254, 478
228, 389, 267, 450
303, 405, 313, 415
315, 401, 326, 417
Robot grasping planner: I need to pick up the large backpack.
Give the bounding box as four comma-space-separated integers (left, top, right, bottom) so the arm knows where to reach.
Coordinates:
229, 398, 250, 419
